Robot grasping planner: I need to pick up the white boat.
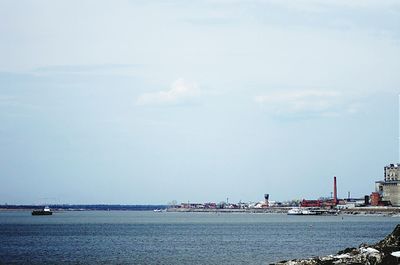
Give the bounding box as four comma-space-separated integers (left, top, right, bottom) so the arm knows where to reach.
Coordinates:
287, 208, 303, 215
301, 209, 317, 215
287, 208, 317, 215
32, 206, 52, 216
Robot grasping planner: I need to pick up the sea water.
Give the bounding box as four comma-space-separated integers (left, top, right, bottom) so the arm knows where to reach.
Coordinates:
0, 211, 398, 265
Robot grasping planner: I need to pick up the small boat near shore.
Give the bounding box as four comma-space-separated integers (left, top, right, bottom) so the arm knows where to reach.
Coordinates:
32, 206, 52, 216
287, 208, 317, 215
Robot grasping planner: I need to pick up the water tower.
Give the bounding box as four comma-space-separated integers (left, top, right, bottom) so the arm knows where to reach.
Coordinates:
264, 194, 269, 207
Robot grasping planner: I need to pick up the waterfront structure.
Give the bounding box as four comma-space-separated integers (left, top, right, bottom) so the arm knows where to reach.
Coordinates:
300, 199, 322, 207
370, 192, 380, 206
301, 176, 338, 208
375, 163, 400, 206
264, 194, 269, 207
333, 176, 338, 205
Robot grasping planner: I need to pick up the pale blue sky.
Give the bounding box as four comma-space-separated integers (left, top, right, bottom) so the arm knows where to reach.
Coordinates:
1, 0, 400, 204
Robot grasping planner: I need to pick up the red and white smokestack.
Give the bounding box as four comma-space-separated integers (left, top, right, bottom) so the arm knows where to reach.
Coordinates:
333, 176, 338, 205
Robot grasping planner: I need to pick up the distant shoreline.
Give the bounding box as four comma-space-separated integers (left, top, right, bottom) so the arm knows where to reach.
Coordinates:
2, 205, 400, 215
167, 207, 400, 215
0, 204, 167, 211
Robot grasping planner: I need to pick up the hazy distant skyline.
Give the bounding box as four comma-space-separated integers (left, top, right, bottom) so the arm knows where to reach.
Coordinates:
1, 0, 400, 204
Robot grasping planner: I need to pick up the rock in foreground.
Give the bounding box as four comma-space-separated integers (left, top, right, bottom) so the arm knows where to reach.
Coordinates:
272, 224, 400, 265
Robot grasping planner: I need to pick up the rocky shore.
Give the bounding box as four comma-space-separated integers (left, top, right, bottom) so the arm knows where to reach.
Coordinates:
272, 224, 400, 265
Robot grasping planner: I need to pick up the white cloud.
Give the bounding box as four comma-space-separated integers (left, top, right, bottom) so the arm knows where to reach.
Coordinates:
255, 90, 358, 118
136, 78, 200, 106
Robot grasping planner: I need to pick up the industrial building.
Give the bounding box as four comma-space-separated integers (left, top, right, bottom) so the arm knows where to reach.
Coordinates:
301, 176, 339, 208
375, 163, 400, 206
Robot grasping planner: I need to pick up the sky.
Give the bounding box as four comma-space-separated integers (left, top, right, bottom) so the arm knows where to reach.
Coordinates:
1, 0, 400, 205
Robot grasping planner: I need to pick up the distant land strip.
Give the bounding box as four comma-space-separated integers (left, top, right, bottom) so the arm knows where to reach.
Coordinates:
0, 204, 168, 211
3, 205, 400, 215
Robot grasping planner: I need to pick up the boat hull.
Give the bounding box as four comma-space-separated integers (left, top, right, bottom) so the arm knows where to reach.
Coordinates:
32, 210, 52, 216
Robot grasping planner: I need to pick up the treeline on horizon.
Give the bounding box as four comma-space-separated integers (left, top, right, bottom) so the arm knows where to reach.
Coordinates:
0, 204, 168, 211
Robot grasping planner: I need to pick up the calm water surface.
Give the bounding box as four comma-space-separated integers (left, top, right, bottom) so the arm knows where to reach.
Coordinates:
0, 211, 399, 265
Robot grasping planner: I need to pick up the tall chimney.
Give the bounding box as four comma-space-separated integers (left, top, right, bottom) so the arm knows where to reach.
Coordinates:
333, 176, 338, 205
